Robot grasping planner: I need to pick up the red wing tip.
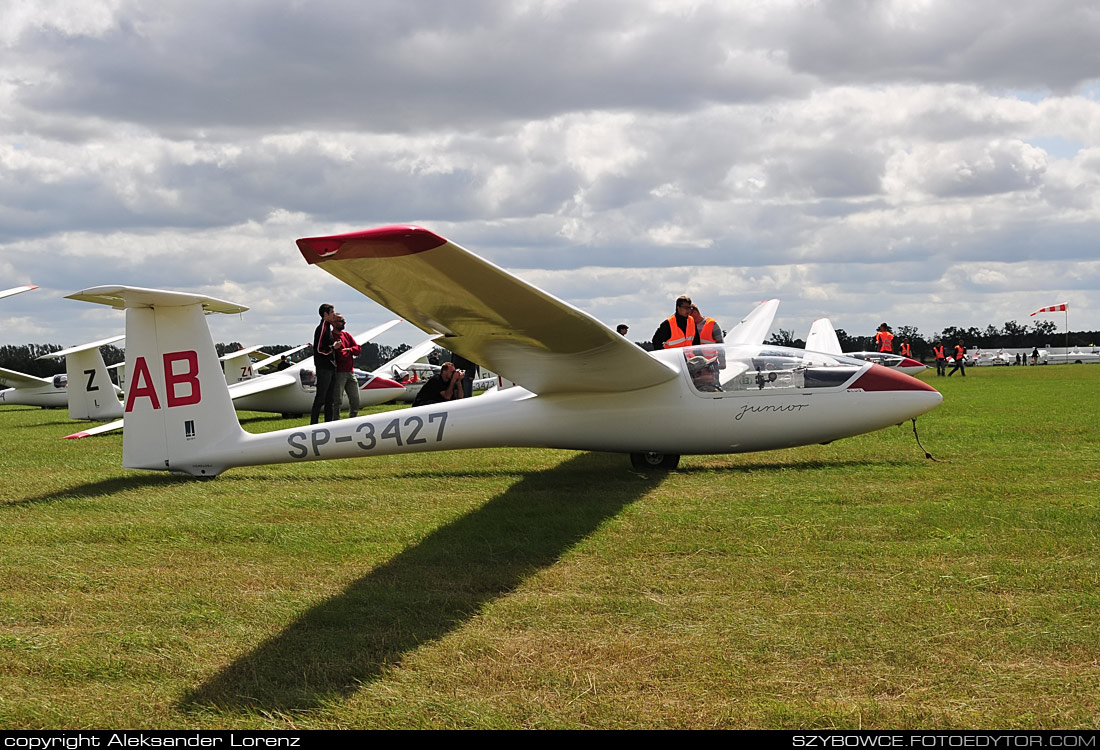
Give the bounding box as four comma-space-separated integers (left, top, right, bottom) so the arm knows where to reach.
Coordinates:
63, 431, 90, 439
297, 226, 448, 264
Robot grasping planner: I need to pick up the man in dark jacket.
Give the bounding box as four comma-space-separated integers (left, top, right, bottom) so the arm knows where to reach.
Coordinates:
310, 303, 339, 424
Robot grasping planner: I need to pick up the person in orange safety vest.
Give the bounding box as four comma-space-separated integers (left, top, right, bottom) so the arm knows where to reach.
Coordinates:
651, 295, 699, 350
875, 323, 894, 353
933, 340, 947, 376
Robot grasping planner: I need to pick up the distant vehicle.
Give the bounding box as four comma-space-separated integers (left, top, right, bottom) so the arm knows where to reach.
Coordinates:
972, 349, 1012, 366
804, 318, 927, 376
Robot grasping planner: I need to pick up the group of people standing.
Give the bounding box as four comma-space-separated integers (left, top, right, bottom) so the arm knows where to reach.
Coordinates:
309, 303, 478, 425
650, 295, 724, 350
879, 322, 967, 377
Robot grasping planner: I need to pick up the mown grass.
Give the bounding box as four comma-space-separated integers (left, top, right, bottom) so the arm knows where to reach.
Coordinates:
1, 365, 1098, 729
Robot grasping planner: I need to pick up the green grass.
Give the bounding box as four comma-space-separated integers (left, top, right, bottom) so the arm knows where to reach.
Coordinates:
1, 365, 1098, 729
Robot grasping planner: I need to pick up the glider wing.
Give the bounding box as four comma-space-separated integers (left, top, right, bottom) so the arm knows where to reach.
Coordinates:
298, 226, 676, 394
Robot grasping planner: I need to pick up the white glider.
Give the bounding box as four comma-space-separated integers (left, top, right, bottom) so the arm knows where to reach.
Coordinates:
227, 320, 406, 416
0, 367, 69, 409
1, 335, 123, 418
65, 227, 941, 476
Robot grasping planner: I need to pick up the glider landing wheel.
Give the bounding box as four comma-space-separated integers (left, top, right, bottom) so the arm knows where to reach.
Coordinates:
630, 452, 681, 471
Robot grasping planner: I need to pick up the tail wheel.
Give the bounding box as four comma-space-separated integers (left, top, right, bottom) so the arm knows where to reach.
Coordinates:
630, 452, 681, 471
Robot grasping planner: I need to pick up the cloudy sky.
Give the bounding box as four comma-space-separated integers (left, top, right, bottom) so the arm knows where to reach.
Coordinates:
2, 0, 1099, 351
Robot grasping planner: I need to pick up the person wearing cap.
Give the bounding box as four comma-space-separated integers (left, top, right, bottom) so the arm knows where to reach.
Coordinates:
616, 324, 629, 336
651, 295, 699, 350
875, 323, 894, 353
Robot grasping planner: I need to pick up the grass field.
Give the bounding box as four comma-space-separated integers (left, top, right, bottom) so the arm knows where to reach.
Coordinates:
1, 365, 1098, 729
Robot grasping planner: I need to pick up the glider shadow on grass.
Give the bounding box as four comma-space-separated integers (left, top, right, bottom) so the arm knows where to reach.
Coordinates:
182, 450, 656, 712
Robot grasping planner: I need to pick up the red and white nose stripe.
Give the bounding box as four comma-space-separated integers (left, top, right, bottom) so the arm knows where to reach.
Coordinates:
850, 364, 938, 392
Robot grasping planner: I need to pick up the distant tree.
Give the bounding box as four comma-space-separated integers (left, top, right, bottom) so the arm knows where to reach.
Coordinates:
894, 325, 926, 358
766, 329, 798, 347
101, 344, 125, 367
1002, 321, 1027, 346
833, 328, 860, 352
214, 342, 245, 357
0, 344, 64, 377
1030, 320, 1056, 338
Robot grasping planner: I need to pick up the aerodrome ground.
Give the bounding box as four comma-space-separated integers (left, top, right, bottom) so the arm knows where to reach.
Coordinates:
2, 365, 1097, 729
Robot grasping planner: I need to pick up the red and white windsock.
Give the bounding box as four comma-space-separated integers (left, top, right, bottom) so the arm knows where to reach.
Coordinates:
1030, 303, 1067, 316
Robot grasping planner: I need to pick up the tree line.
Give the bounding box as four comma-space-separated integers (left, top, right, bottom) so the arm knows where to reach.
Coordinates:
765, 320, 1099, 361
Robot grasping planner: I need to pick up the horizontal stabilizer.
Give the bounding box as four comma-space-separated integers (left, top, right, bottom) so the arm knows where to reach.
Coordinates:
227, 371, 298, 399
37, 335, 125, 359
63, 418, 123, 439
66, 286, 248, 315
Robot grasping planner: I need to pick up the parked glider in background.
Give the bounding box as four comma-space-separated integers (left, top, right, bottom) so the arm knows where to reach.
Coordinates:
0, 367, 68, 409
36, 335, 125, 420
228, 320, 406, 416
220, 342, 312, 384
66, 227, 941, 477
1, 285, 37, 301
1, 335, 123, 417
805, 318, 926, 376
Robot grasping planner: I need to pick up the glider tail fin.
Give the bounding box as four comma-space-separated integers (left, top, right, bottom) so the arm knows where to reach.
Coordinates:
65, 287, 249, 475
66, 347, 123, 421
806, 318, 843, 355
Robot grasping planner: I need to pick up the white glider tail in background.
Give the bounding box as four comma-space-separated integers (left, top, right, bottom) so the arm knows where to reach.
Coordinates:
36, 335, 125, 420
1, 335, 123, 417
806, 318, 926, 376
67, 227, 941, 477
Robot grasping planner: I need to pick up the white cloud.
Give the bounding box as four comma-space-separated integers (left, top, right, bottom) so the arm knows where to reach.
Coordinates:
2, 0, 1100, 348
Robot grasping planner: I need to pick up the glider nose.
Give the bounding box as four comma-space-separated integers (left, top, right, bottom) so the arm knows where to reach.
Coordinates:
850, 364, 939, 393
900, 356, 926, 370
362, 375, 404, 391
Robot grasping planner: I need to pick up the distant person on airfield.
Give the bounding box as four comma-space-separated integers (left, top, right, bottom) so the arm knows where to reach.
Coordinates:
875, 323, 894, 353
933, 340, 946, 376
948, 339, 967, 377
